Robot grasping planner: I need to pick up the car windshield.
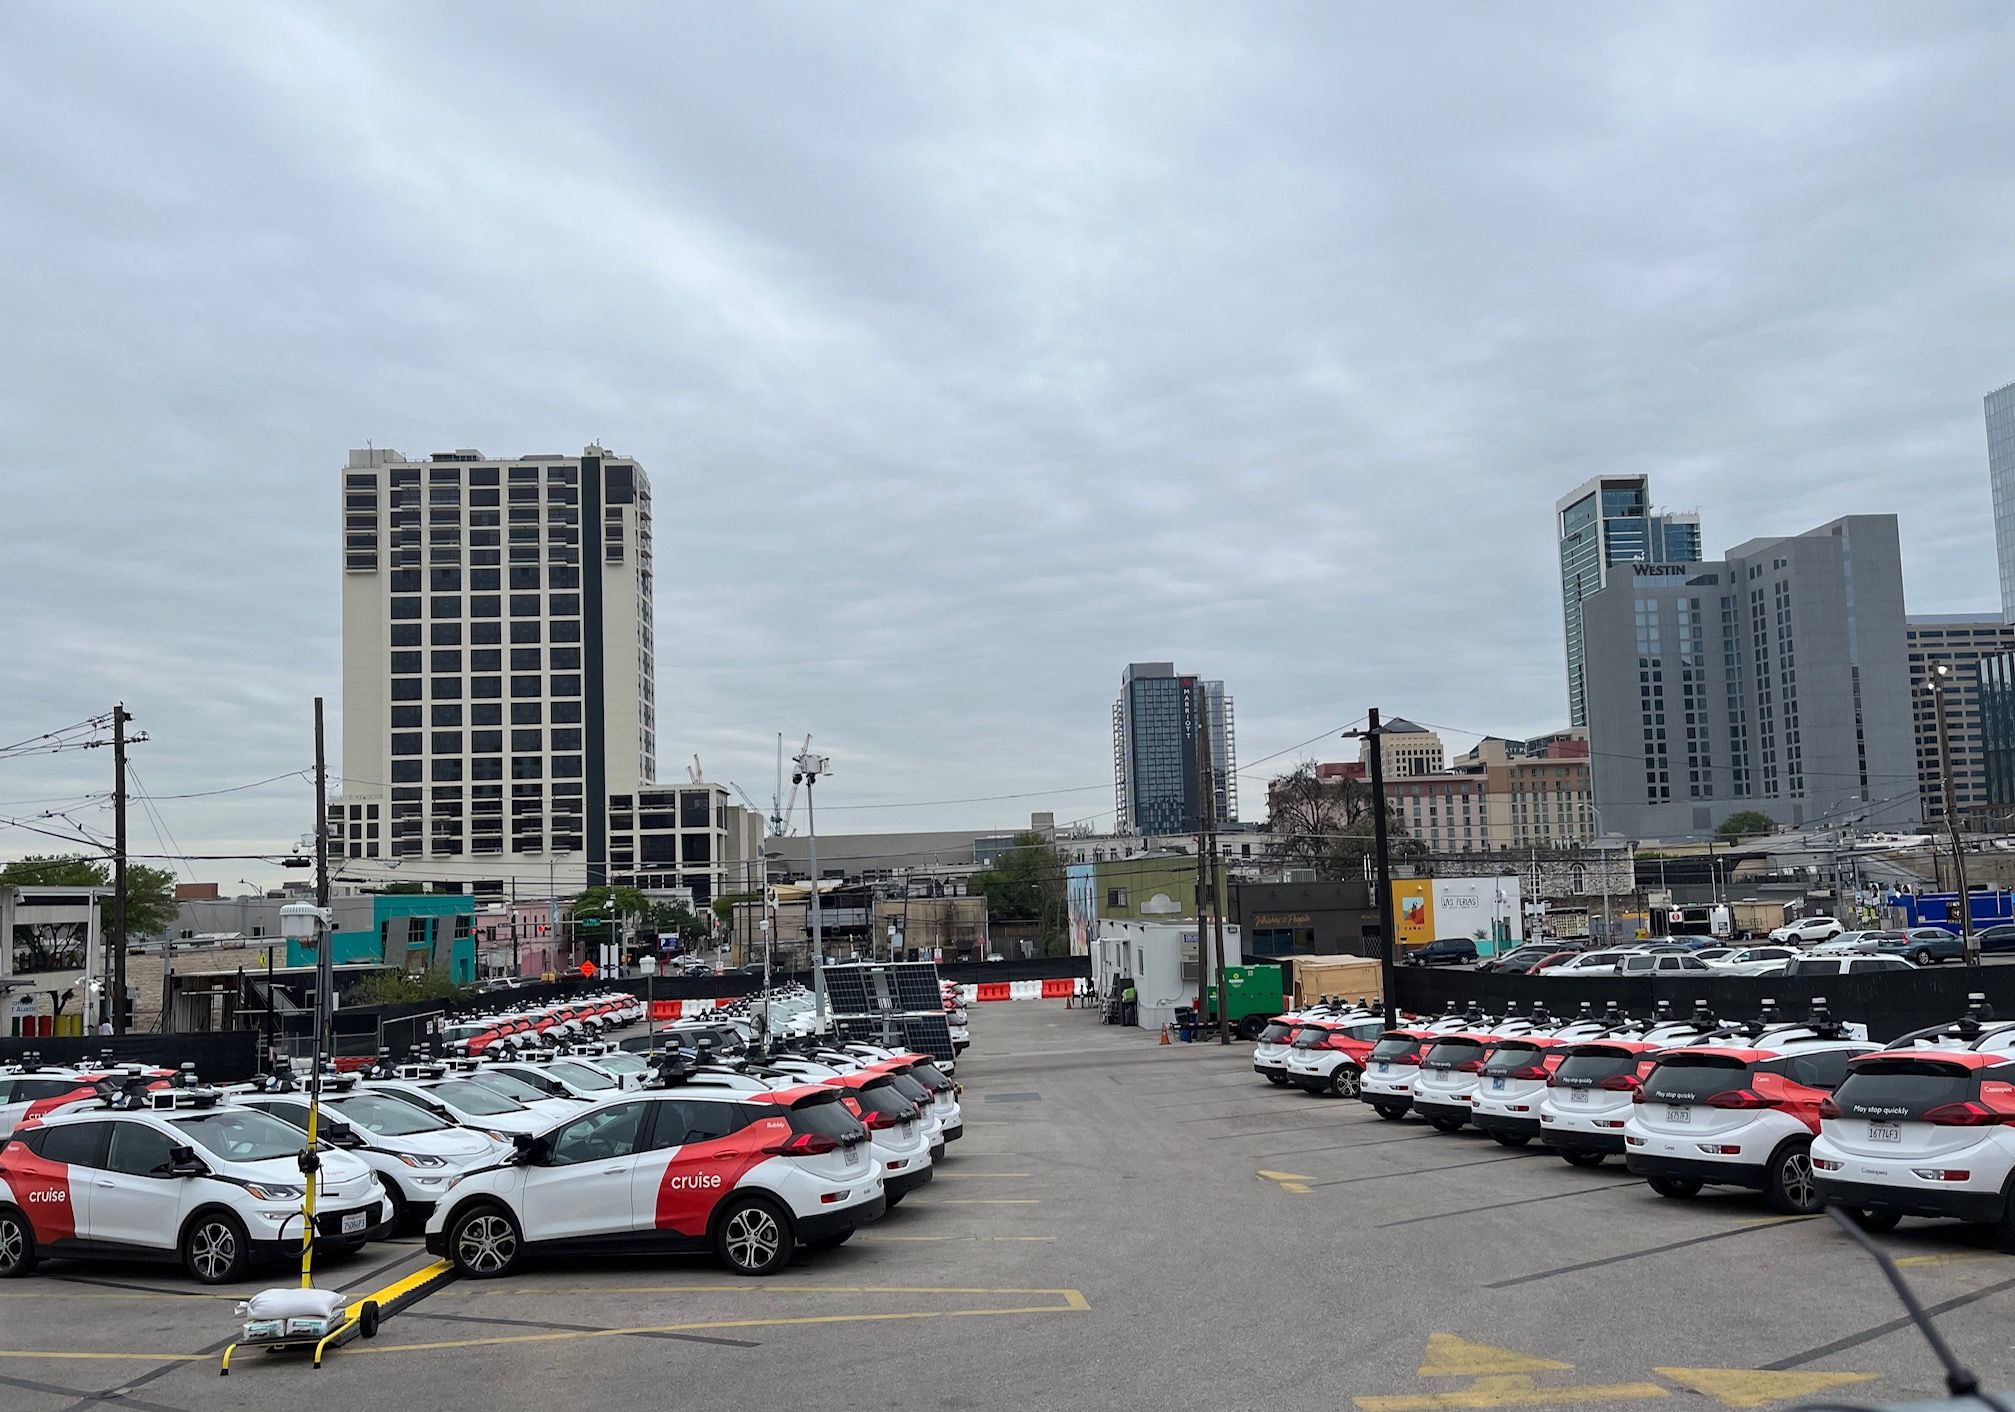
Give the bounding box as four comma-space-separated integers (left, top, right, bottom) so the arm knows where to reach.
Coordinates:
1290, 1027, 1330, 1050
1785, 959, 1844, 976
1368, 1037, 1423, 1062
1553, 1047, 1643, 1086
1422, 1039, 1485, 1069
1642, 1056, 1755, 1103
547, 1062, 619, 1091
854, 1082, 916, 1121
464, 1072, 553, 1103
329, 1092, 449, 1136
429, 1080, 526, 1115
594, 1053, 649, 1074
1481, 1043, 1543, 1076
170, 1108, 306, 1162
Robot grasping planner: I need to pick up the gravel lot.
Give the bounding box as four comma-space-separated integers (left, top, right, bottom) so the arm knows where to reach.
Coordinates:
4, 1002, 2013, 1410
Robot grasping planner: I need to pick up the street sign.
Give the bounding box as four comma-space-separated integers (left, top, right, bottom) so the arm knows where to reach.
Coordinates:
579, 959, 599, 979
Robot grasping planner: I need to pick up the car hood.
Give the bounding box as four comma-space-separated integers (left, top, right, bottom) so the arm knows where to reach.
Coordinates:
378, 1127, 502, 1161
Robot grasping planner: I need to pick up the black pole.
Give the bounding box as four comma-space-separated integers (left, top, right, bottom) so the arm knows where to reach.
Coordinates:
1365, 708, 1398, 1028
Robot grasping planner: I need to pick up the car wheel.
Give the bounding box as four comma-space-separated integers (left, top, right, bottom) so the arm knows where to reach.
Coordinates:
1767, 1142, 1820, 1215
382, 1182, 411, 1236
1428, 1117, 1466, 1133
0, 1206, 35, 1279
1647, 1175, 1703, 1199
1999, 1194, 2015, 1255
1371, 1104, 1406, 1121
1559, 1150, 1606, 1168
804, 1229, 854, 1253
1848, 1207, 1902, 1233
182, 1211, 249, 1285
1236, 1016, 1266, 1041
1330, 1066, 1362, 1099
1489, 1132, 1530, 1148
449, 1203, 522, 1279
715, 1195, 794, 1277
1265, 1073, 1288, 1086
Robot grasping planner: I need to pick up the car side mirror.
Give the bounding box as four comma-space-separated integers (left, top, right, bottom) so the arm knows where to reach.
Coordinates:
510, 1132, 551, 1165
161, 1143, 209, 1178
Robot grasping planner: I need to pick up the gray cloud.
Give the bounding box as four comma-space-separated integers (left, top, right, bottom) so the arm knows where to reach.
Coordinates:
3, 2, 2012, 875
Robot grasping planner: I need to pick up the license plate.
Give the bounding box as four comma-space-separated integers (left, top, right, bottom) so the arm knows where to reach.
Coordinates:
1569, 1089, 1589, 1105
1868, 1122, 1901, 1144
1490, 1077, 1505, 1092
1665, 1105, 1692, 1125
1375, 1063, 1388, 1074
341, 1212, 367, 1235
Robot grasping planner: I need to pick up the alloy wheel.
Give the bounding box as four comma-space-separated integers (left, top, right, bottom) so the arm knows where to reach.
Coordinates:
457, 1214, 517, 1274
1780, 1150, 1816, 1211
190, 1222, 236, 1281
0, 1216, 24, 1272
724, 1207, 781, 1271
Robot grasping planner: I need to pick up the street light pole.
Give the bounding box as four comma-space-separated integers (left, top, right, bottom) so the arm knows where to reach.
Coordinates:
1345, 711, 1399, 1029
794, 750, 831, 1031
1931, 664, 1979, 965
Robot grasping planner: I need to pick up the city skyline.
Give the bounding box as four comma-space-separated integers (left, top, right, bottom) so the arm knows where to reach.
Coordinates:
4, 7, 2014, 875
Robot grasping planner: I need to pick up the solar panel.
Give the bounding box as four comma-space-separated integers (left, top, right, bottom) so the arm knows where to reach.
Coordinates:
830, 1011, 956, 1063
821, 966, 874, 1016
888, 963, 943, 1013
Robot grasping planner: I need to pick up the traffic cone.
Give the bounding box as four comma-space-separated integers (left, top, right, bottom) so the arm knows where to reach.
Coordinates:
1158, 1023, 1171, 1045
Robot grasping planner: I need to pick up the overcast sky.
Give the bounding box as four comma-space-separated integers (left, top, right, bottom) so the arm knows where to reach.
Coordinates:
3, 3, 2012, 882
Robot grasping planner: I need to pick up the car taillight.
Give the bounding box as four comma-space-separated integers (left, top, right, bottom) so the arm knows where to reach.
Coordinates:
1923, 1101, 2010, 1127
863, 1109, 902, 1131
1706, 1089, 1778, 1110
1504, 1064, 1548, 1081
1454, 1059, 1483, 1073
1817, 1097, 1842, 1120
764, 1131, 841, 1157
1600, 1074, 1640, 1092
1631, 1088, 1648, 1104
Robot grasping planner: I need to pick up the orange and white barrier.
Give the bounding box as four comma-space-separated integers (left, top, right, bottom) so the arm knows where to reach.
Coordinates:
955, 978, 1089, 1004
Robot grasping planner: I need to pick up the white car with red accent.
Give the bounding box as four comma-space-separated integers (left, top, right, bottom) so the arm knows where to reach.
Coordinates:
0, 1082, 391, 1283
1468, 1036, 1570, 1146
0, 1066, 105, 1142
424, 1083, 884, 1277
1359, 1028, 1443, 1120
1624, 1024, 1876, 1213
1813, 1024, 2015, 1245
823, 1070, 934, 1206
1536, 1040, 1665, 1167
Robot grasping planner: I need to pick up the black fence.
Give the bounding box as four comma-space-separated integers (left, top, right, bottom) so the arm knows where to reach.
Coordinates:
1393, 965, 2015, 1044
0, 1031, 261, 1082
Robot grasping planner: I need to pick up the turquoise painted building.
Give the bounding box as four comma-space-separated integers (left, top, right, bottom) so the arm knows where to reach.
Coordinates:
287, 893, 476, 983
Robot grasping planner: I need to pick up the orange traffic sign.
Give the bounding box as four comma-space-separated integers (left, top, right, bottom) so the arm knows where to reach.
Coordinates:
579, 959, 598, 978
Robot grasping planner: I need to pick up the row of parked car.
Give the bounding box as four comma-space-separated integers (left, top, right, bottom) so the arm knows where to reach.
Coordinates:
1252, 993, 2015, 1247
1474, 934, 1944, 978
0, 1008, 968, 1284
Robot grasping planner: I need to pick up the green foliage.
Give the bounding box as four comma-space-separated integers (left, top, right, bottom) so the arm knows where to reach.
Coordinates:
969, 832, 1066, 951
568, 886, 651, 925
346, 967, 471, 1006
1716, 810, 1777, 842
648, 900, 708, 945
1, 854, 177, 971
712, 891, 757, 925
378, 881, 426, 895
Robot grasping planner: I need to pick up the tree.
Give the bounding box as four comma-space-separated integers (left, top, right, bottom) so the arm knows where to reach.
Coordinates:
968, 832, 1067, 952
1265, 763, 1425, 880
712, 891, 758, 927
1716, 810, 1777, 842
569, 886, 651, 940
647, 899, 709, 947
1, 854, 177, 972
347, 966, 471, 1006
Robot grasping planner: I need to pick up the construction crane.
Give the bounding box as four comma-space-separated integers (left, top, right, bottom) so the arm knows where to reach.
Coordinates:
688, 754, 704, 783
727, 781, 764, 816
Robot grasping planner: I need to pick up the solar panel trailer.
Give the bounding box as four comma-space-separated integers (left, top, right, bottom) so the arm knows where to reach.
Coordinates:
819, 961, 955, 1062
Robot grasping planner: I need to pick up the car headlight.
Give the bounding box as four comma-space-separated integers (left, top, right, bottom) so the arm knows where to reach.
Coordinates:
394, 1151, 449, 1168
484, 1129, 511, 1141
245, 1183, 304, 1201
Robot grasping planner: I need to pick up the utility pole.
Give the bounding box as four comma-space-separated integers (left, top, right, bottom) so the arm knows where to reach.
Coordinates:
313, 698, 330, 911
111, 703, 130, 1036
509, 877, 520, 978
1193, 735, 1211, 1026
1348, 710, 1400, 1029
1194, 684, 1231, 1044
1931, 664, 1979, 964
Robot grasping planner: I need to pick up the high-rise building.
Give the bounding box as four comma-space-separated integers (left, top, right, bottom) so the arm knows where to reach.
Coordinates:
1112, 663, 1236, 834
1905, 616, 2015, 825
331, 444, 681, 898
1583, 515, 1916, 840
1988, 381, 2015, 622
1557, 475, 1702, 727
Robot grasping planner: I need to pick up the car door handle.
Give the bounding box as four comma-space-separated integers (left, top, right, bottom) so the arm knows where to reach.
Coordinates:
96, 1180, 115, 1189
710, 1152, 736, 1161
600, 1164, 628, 1175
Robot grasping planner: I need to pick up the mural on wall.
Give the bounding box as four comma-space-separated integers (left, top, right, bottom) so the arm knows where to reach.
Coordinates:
1390, 877, 1523, 956
1066, 863, 1097, 957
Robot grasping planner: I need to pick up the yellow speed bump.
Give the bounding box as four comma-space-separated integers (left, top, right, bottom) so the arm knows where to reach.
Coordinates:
1655, 1368, 1878, 1408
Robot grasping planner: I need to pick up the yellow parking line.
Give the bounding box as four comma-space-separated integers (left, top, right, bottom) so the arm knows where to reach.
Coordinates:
460, 1282, 1077, 1297
937, 1199, 1041, 1206
354, 1294, 1091, 1353
933, 1172, 1034, 1178
1356, 1374, 1667, 1409
1895, 1251, 2004, 1268
0, 1351, 209, 1362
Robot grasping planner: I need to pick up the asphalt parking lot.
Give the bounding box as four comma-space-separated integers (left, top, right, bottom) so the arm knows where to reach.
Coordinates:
6, 1003, 2015, 1410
